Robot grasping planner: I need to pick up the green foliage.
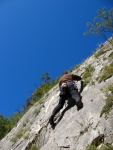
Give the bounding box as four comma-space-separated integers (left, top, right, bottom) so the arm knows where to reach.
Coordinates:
94, 48, 112, 58
34, 107, 41, 116
87, 145, 97, 150
94, 49, 106, 58
0, 111, 24, 140
9, 112, 23, 128
11, 127, 29, 142
87, 144, 113, 150
31, 73, 59, 105
83, 65, 95, 79
0, 115, 11, 140
40, 72, 51, 84
27, 144, 40, 150
99, 62, 113, 83
102, 145, 113, 150
21, 72, 59, 112
100, 84, 113, 117
83, 78, 91, 87
11, 128, 24, 142
82, 65, 95, 87
23, 132, 29, 139
0, 72, 59, 140
84, 7, 113, 44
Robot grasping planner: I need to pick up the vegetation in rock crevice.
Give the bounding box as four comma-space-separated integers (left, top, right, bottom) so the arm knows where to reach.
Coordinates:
34, 107, 42, 116
100, 84, 113, 117
27, 144, 40, 150
98, 62, 113, 83
87, 134, 113, 150
82, 64, 95, 87
94, 48, 112, 58
87, 144, 113, 150
11, 127, 30, 142
87, 145, 97, 150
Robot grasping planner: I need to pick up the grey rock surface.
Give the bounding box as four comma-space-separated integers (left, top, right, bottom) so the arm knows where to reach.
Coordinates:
0, 39, 113, 150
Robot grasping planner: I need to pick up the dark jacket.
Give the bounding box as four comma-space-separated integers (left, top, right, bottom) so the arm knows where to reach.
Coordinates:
59, 73, 81, 86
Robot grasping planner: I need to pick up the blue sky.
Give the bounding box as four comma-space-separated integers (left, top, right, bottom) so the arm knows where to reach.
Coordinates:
0, 0, 112, 117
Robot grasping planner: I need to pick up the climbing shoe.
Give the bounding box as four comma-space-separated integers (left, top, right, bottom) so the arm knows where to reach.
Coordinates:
76, 101, 83, 111
49, 116, 56, 129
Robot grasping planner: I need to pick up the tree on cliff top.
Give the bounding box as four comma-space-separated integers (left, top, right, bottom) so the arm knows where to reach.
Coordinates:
84, 7, 113, 44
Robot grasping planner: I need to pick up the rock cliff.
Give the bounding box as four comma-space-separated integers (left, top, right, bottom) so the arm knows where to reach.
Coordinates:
0, 39, 113, 150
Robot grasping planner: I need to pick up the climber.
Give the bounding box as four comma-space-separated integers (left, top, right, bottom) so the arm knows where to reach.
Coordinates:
49, 71, 83, 128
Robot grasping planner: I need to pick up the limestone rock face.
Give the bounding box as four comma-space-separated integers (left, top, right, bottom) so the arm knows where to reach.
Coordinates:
0, 39, 113, 150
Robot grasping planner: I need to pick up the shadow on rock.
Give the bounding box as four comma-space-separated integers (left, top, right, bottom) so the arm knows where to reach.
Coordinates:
56, 95, 83, 125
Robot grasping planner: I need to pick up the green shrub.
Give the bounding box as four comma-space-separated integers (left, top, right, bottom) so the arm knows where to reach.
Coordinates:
23, 132, 30, 139
82, 65, 95, 87
11, 127, 29, 142
102, 145, 113, 150
87, 144, 113, 150
34, 107, 41, 116
0, 72, 59, 140
83, 65, 95, 79
94, 49, 106, 58
32, 77, 59, 105
87, 145, 97, 150
0, 115, 11, 140
83, 78, 90, 87
94, 48, 112, 58
100, 84, 113, 117
27, 144, 40, 150
11, 128, 24, 142
99, 63, 113, 83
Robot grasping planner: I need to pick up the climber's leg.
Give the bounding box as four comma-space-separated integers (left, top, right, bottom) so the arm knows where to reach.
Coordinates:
49, 95, 66, 126
70, 90, 83, 111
